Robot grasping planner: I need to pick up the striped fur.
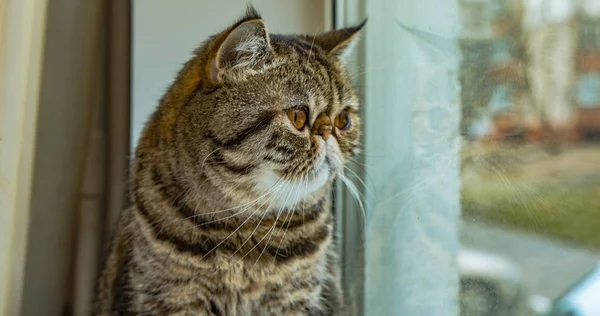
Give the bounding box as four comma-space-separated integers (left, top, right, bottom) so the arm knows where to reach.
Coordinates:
94, 7, 363, 315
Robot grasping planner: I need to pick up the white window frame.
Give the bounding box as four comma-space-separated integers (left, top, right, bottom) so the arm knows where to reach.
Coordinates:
334, 1, 462, 315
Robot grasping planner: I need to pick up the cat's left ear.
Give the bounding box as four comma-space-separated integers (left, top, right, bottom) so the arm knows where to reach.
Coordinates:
310, 20, 366, 62
210, 18, 272, 82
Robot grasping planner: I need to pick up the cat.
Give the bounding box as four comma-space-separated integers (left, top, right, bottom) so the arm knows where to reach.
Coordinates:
94, 6, 364, 316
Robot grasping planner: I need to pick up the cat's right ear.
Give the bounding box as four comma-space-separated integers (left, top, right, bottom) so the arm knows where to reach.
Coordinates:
309, 20, 366, 63
209, 19, 272, 83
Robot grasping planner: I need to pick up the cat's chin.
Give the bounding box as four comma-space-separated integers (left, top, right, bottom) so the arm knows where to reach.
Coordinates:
254, 138, 343, 208
255, 165, 332, 208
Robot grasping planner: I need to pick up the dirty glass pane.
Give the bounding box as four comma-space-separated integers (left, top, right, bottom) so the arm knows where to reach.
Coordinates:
457, 0, 600, 315
358, 0, 462, 315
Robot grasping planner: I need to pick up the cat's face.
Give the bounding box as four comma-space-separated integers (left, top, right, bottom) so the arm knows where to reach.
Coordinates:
174, 12, 364, 207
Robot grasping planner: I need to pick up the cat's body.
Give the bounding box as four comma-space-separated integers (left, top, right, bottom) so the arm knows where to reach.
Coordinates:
94, 7, 363, 316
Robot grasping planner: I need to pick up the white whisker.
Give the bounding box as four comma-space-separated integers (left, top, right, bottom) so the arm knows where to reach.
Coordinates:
275, 171, 308, 257
339, 173, 366, 226
201, 147, 223, 168
186, 179, 283, 220
252, 175, 304, 267
230, 180, 293, 260
201, 181, 285, 259
343, 165, 375, 200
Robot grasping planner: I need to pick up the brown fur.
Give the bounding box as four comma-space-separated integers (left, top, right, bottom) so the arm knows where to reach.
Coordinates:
94, 6, 364, 315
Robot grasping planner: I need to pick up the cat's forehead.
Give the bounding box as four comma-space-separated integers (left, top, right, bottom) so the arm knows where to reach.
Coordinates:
267, 35, 357, 111
270, 35, 335, 71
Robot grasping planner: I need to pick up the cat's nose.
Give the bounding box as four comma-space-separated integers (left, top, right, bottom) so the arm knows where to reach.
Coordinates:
312, 113, 333, 140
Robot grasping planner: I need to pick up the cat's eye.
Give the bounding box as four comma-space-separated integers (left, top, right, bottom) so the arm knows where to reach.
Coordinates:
287, 106, 307, 130
334, 110, 351, 130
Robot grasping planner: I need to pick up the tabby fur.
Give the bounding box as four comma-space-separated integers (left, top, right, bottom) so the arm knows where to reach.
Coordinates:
94, 6, 364, 315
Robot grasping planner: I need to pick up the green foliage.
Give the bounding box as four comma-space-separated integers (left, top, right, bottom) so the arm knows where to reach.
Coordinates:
462, 145, 600, 250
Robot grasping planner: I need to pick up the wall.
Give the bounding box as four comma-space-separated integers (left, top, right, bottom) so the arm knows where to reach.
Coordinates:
19, 1, 106, 315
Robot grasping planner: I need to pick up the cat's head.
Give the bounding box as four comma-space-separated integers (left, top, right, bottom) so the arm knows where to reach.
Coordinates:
149, 7, 364, 208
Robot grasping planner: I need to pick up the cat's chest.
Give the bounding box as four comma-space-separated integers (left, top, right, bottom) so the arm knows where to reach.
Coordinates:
218, 249, 328, 291
223, 253, 328, 312
153, 252, 328, 313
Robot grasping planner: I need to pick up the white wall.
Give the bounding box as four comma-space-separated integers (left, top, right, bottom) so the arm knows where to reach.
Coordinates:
132, 0, 329, 149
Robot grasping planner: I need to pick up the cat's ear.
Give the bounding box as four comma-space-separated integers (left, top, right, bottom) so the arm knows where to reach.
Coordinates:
210, 17, 272, 82
311, 20, 366, 61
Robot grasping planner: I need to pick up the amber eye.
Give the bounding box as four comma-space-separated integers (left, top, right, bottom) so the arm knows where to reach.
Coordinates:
334, 110, 351, 130
286, 106, 307, 130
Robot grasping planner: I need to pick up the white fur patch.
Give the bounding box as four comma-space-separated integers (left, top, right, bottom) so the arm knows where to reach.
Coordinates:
335, 34, 360, 61
255, 163, 329, 209
255, 138, 341, 208
232, 35, 268, 70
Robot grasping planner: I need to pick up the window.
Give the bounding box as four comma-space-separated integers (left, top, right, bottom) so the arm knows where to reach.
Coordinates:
338, 0, 600, 315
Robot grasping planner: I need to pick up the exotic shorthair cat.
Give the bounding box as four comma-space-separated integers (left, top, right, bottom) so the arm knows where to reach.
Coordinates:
94, 6, 364, 316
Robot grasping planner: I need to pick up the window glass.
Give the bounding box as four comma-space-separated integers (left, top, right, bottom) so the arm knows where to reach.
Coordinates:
458, 0, 600, 314
352, 0, 600, 314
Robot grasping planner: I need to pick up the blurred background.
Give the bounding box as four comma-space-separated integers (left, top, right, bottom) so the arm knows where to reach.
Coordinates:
458, 0, 600, 314
1, 0, 599, 315
459, 0, 600, 298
